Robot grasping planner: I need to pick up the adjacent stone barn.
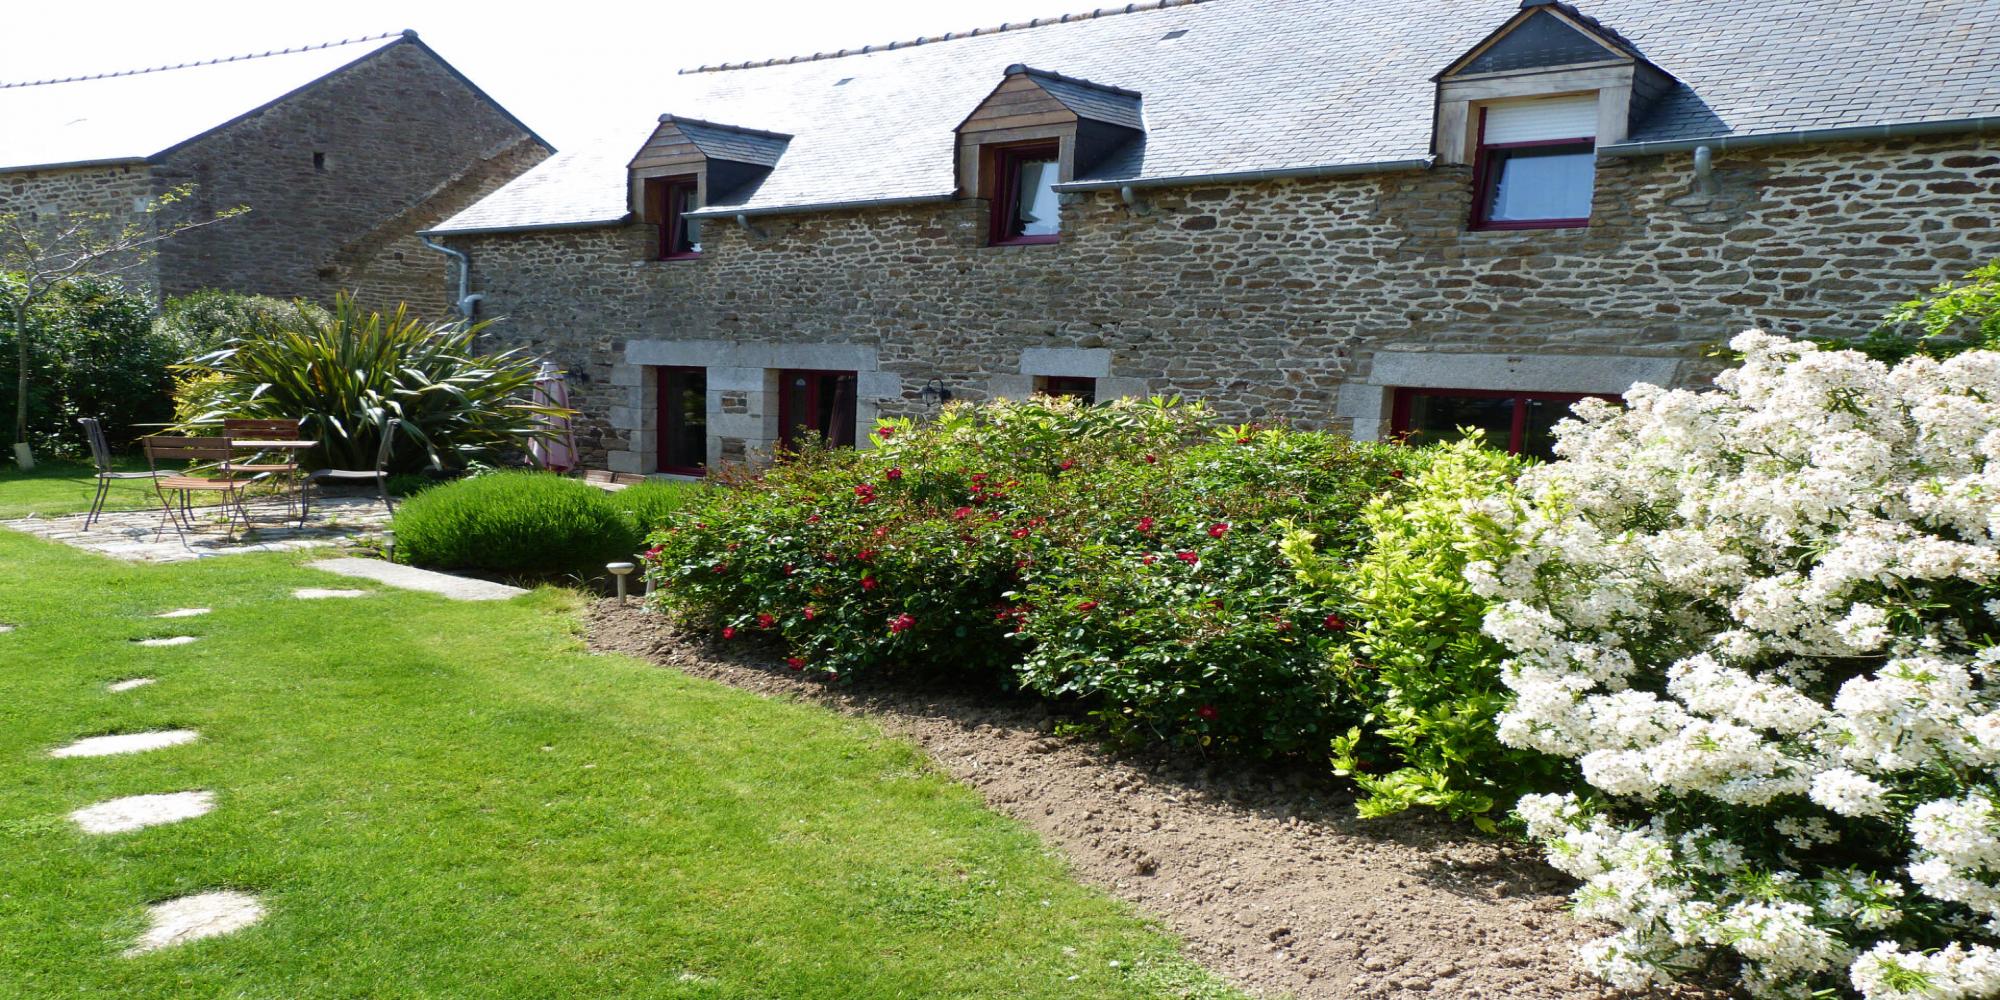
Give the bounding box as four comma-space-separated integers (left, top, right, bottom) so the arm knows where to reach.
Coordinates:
0, 31, 549, 317
430, 0, 2000, 474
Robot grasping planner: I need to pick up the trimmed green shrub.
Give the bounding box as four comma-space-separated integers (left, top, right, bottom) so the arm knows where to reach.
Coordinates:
391, 471, 638, 575
0, 272, 172, 458
616, 480, 701, 535
156, 289, 330, 356
175, 293, 565, 473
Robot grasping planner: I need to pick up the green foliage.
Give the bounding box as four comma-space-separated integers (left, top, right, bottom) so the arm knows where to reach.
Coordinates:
175, 293, 565, 473
391, 471, 640, 575
0, 272, 171, 458
1825, 260, 2000, 362
1283, 436, 1570, 827
155, 289, 330, 356
614, 479, 700, 535
649, 395, 1410, 758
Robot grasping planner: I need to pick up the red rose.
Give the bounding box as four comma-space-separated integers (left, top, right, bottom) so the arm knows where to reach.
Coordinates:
783, 562, 797, 576
1236, 436, 1252, 445
954, 506, 973, 520
860, 576, 877, 591
1196, 704, 1219, 721
1059, 459, 1074, 471
806, 514, 821, 524
1390, 469, 1405, 480
645, 546, 663, 558
722, 626, 737, 639
1176, 551, 1199, 564
971, 473, 988, 483
876, 426, 895, 439
803, 606, 817, 620
1075, 600, 1098, 612
1144, 453, 1158, 465
857, 548, 878, 562
1324, 614, 1349, 631
1208, 523, 1230, 538
885, 467, 903, 481
889, 613, 916, 634
1011, 527, 1030, 539
1142, 554, 1158, 566
757, 613, 775, 629
786, 656, 806, 670
1136, 516, 1155, 533
712, 562, 729, 574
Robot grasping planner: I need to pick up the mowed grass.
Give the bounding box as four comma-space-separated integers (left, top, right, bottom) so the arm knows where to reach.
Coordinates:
0, 528, 1236, 998
0, 457, 154, 520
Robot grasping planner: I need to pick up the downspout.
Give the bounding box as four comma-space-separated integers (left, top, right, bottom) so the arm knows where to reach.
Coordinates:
418, 234, 482, 322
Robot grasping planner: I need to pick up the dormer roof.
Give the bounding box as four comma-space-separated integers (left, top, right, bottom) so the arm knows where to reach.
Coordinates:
994, 66, 1144, 131
1436, 1, 1654, 80
662, 116, 792, 167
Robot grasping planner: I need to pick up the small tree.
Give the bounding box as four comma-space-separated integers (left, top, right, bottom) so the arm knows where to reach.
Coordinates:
0, 186, 243, 468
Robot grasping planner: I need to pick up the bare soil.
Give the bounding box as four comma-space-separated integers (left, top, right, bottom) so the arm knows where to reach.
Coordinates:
589, 601, 1708, 1000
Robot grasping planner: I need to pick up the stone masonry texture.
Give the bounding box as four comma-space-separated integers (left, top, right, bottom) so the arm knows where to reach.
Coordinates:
0, 41, 547, 319
447, 135, 2000, 467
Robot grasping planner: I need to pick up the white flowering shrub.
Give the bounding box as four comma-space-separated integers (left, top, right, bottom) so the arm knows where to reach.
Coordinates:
1471, 332, 2000, 998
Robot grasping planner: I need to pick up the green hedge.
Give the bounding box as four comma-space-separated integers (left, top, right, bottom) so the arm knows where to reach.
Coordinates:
391, 471, 642, 576
0, 273, 174, 458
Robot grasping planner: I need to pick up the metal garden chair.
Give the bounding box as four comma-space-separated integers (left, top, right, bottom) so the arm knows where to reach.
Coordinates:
142, 436, 253, 542
303, 418, 401, 520
76, 417, 161, 529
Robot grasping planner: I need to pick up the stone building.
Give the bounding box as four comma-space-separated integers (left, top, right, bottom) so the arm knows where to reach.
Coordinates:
0, 31, 549, 317
429, 0, 2000, 473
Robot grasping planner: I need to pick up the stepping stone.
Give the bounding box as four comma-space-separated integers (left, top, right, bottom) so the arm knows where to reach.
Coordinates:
135, 636, 198, 647
71, 791, 216, 834
155, 608, 210, 619
292, 588, 367, 600
0, 624, 14, 633
107, 678, 156, 693
50, 730, 198, 759
306, 558, 527, 601
123, 890, 263, 956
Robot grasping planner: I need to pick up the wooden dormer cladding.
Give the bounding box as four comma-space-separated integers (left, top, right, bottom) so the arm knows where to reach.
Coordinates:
955, 65, 1143, 198
627, 116, 791, 214
1432, 0, 1675, 165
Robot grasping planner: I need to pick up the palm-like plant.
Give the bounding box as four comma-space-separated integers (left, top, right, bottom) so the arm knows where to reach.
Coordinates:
177, 294, 570, 472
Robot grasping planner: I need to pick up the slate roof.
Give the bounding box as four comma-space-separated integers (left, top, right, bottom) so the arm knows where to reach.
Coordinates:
0, 32, 545, 174
1011, 66, 1146, 131
431, 0, 2000, 234
665, 117, 793, 168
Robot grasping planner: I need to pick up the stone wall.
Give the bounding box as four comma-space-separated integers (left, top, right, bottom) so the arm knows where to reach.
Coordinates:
445, 134, 2000, 471
0, 165, 161, 293
151, 40, 547, 318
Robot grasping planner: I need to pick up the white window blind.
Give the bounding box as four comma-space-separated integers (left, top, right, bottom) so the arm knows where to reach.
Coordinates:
1482, 95, 1598, 144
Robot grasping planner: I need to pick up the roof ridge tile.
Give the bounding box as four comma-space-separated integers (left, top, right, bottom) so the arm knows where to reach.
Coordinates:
0, 31, 406, 90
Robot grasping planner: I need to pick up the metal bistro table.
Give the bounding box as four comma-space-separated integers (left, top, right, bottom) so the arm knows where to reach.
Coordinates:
229, 439, 318, 526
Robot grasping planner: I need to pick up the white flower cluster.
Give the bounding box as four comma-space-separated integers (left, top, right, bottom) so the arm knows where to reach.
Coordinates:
1472, 333, 2000, 998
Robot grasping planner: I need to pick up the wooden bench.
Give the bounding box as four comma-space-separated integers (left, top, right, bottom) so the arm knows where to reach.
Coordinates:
582, 470, 646, 492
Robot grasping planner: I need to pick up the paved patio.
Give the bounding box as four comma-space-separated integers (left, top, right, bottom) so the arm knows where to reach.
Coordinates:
3, 496, 391, 562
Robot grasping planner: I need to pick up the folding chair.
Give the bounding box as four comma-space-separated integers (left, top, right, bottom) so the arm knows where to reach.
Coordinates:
223, 418, 303, 520
142, 436, 253, 543
76, 417, 161, 529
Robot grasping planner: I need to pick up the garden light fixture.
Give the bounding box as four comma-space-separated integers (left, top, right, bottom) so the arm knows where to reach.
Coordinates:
607, 562, 636, 604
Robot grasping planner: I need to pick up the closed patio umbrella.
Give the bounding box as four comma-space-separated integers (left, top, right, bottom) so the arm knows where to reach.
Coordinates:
529, 362, 578, 473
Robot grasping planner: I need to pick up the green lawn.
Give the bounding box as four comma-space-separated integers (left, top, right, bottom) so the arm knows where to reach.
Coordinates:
0, 522, 1233, 996
0, 458, 155, 520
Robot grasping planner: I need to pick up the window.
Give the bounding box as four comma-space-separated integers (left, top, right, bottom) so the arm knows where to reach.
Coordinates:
1035, 375, 1096, 404
656, 366, 707, 475
778, 370, 857, 452
1390, 387, 1612, 460
1470, 97, 1597, 230
989, 142, 1061, 246
645, 176, 701, 259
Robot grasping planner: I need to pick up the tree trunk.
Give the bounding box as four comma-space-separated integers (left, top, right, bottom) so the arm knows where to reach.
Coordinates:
11, 300, 31, 470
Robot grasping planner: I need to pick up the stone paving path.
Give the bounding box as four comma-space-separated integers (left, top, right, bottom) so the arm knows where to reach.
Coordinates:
307, 558, 527, 601
4, 496, 389, 563
124, 891, 264, 957
71, 791, 217, 835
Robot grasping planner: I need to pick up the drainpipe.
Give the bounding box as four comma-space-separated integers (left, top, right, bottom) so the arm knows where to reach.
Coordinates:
418, 234, 481, 322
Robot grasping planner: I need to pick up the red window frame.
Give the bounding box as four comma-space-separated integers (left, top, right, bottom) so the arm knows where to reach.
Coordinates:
988, 142, 1062, 247
1468, 108, 1594, 231
776, 369, 859, 453
655, 365, 707, 476
1036, 375, 1097, 404
1389, 387, 1614, 455
645, 176, 702, 260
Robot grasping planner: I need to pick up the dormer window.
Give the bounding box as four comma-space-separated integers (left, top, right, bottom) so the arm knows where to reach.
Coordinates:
627, 115, 791, 261
645, 176, 702, 258
1471, 96, 1597, 229
955, 65, 1143, 249
992, 142, 1062, 244
1434, 1, 1675, 233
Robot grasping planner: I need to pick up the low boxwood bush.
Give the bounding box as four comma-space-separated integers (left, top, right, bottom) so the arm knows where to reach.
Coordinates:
392, 471, 639, 575
616, 480, 699, 535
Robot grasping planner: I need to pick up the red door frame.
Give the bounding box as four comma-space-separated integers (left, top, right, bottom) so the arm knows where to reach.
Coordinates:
777, 369, 857, 451
1389, 387, 1610, 454
655, 365, 706, 475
